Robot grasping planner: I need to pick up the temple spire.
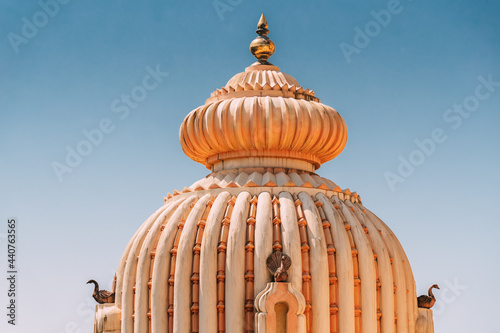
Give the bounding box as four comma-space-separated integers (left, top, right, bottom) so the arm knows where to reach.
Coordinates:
256, 13, 269, 35
250, 13, 275, 65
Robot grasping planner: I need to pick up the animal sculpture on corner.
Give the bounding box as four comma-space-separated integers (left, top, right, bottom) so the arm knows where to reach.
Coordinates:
417, 284, 440, 309
87, 279, 115, 304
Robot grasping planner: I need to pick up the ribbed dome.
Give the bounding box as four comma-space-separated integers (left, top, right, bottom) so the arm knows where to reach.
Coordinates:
180, 94, 347, 172
179, 18, 347, 174
110, 175, 418, 333
179, 17, 348, 174
225, 66, 300, 93
93, 14, 428, 333
180, 62, 347, 172
205, 64, 317, 103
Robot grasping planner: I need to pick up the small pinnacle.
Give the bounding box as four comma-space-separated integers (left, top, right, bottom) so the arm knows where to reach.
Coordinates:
256, 13, 269, 35
250, 13, 275, 64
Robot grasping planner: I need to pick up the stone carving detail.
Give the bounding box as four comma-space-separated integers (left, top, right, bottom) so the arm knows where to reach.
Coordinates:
266, 251, 291, 282
87, 279, 115, 304
417, 284, 439, 309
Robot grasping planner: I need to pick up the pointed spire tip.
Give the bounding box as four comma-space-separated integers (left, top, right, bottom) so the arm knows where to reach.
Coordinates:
257, 13, 268, 31
256, 13, 269, 35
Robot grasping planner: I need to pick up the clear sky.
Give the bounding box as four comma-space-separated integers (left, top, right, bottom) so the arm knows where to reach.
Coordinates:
1, 0, 499, 332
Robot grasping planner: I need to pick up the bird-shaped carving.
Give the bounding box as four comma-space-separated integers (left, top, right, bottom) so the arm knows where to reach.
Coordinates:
87, 279, 115, 304
417, 284, 439, 309
266, 251, 291, 282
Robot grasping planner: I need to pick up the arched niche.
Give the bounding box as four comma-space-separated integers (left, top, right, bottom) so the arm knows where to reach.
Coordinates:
255, 282, 306, 333
274, 302, 289, 333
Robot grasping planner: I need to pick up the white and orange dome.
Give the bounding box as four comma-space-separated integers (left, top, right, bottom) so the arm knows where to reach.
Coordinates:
179, 63, 348, 172
93, 14, 431, 333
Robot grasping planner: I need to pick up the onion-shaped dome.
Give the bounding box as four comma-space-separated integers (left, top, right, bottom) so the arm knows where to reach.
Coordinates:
93, 14, 425, 333
180, 94, 347, 171
179, 16, 347, 172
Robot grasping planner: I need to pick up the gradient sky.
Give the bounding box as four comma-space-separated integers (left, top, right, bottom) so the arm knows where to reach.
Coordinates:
1, 1, 499, 332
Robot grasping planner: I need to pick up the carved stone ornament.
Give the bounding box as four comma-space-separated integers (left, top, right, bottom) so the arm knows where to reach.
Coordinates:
266, 251, 292, 282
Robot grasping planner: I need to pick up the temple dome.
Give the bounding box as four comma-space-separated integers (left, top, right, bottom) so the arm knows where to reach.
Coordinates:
109, 180, 418, 333
180, 41, 347, 172
93, 14, 426, 333
224, 65, 300, 93
179, 91, 347, 172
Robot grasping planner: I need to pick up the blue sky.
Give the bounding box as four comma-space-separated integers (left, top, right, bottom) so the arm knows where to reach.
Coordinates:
1, 0, 499, 332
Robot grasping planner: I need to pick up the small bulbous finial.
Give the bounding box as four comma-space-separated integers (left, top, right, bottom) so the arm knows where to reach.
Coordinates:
250, 13, 275, 65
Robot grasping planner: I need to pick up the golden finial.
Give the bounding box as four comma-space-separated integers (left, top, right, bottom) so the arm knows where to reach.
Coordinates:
250, 13, 275, 65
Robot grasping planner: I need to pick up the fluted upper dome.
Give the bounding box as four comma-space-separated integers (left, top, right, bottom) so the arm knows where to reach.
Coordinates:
180, 15, 347, 172
180, 89, 348, 172
93, 14, 426, 333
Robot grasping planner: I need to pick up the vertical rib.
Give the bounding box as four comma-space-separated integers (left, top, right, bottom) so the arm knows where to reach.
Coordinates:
278, 192, 302, 293
333, 198, 361, 333
294, 195, 312, 332
314, 198, 338, 332
217, 196, 237, 332
150, 197, 197, 333
333, 196, 377, 333
359, 205, 408, 333
191, 199, 214, 332
317, 194, 355, 333
135, 200, 187, 333
121, 204, 172, 333
244, 195, 258, 332
271, 195, 283, 252
225, 192, 251, 333
168, 204, 191, 332
173, 194, 212, 333
298, 192, 330, 333
350, 202, 394, 333
253, 192, 273, 296
199, 192, 231, 333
